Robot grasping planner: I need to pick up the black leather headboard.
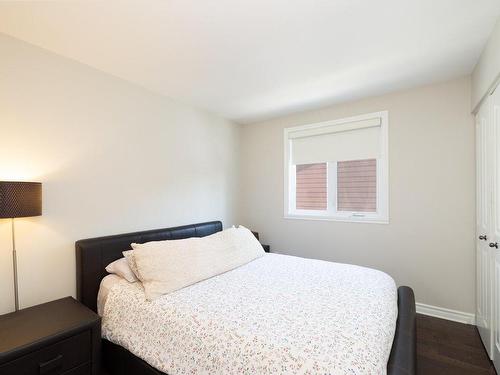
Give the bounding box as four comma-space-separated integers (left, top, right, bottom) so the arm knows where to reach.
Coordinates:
76, 221, 223, 312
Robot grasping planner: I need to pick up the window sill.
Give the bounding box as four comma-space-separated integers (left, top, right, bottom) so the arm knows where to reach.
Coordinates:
284, 213, 389, 224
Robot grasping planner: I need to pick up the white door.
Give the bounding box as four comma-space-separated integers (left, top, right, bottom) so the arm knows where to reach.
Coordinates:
491, 86, 500, 371
476, 96, 493, 358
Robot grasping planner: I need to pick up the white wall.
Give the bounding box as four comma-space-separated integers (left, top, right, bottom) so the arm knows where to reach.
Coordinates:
0, 31, 477, 316
238, 77, 476, 314
472, 17, 500, 112
0, 34, 240, 314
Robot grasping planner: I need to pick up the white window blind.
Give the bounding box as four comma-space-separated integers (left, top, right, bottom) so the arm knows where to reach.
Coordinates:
290, 117, 381, 165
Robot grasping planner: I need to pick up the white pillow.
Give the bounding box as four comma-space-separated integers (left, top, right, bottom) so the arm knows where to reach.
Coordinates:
131, 226, 265, 300
122, 250, 140, 279
105, 257, 138, 283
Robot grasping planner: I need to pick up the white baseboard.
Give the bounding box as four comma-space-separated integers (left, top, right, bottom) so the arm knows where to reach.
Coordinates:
416, 302, 476, 325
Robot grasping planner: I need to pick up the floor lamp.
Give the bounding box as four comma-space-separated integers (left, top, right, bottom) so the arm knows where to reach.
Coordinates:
0, 181, 42, 311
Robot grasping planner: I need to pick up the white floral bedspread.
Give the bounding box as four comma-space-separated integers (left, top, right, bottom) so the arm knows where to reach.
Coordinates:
102, 253, 397, 375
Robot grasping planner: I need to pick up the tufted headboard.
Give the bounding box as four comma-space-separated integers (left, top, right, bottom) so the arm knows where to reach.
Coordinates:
75, 221, 223, 312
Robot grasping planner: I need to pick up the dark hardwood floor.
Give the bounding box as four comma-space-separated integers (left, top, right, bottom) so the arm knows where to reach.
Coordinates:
417, 314, 497, 375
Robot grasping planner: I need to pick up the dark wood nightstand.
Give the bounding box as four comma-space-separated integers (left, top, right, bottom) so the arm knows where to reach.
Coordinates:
0, 297, 101, 375
251, 231, 270, 253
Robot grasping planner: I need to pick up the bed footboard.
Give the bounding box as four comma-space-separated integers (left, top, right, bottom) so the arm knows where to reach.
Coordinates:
387, 286, 417, 375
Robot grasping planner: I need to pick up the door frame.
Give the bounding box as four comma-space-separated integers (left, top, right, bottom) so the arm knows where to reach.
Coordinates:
476, 96, 494, 359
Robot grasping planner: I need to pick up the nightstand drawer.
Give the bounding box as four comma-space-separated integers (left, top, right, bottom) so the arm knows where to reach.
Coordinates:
63, 362, 91, 375
0, 330, 91, 375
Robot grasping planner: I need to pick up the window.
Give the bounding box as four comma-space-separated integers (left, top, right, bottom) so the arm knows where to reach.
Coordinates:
296, 163, 327, 210
284, 111, 388, 223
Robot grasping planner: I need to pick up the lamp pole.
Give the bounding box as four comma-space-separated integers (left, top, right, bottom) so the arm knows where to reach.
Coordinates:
11, 218, 19, 311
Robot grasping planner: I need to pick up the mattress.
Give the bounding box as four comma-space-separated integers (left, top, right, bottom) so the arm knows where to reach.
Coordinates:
101, 253, 397, 375
97, 274, 123, 316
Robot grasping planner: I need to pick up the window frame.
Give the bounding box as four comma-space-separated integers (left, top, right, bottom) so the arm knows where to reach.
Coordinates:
283, 111, 389, 224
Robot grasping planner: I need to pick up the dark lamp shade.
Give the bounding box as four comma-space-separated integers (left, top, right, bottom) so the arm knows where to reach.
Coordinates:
0, 181, 42, 218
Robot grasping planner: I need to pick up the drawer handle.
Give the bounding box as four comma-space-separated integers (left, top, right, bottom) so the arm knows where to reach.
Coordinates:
39, 354, 63, 374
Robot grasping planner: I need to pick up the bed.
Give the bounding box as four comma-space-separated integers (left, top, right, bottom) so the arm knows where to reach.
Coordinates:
76, 221, 416, 375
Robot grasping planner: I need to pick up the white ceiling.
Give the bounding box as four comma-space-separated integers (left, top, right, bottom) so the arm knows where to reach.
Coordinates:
0, 0, 499, 124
